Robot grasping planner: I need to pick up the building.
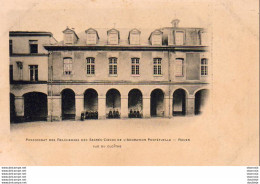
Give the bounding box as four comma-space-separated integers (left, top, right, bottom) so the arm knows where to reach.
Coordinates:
10, 20, 210, 122
9, 31, 57, 122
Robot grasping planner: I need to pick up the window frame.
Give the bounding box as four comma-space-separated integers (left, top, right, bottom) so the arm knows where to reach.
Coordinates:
153, 58, 162, 76
108, 57, 118, 76
175, 58, 184, 77
86, 57, 95, 76
131, 58, 140, 76
29, 40, 38, 54
175, 31, 185, 45
201, 58, 208, 76
28, 65, 38, 81
63, 57, 73, 75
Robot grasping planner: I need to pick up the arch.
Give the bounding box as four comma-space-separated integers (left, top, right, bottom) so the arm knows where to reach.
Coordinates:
150, 88, 165, 117
172, 87, 189, 97
192, 87, 209, 96
195, 89, 209, 115
84, 88, 98, 119
128, 89, 143, 118
23, 92, 47, 122
10, 93, 15, 123
61, 88, 75, 120
172, 89, 186, 116
106, 88, 121, 118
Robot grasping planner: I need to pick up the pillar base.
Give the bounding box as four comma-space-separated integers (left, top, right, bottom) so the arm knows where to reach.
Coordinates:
47, 115, 61, 122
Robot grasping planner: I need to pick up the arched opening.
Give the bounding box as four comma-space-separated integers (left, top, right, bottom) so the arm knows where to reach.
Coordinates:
106, 89, 121, 118
61, 89, 75, 120
195, 89, 209, 115
10, 93, 15, 123
172, 89, 186, 116
23, 92, 47, 121
150, 89, 165, 117
128, 89, 143, 118
84, 89, 98, 119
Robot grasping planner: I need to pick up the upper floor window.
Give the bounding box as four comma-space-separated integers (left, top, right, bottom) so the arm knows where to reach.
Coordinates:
64, 33, 73, 44
86, 57, 95, 75
150, 30, 163, 46
130, 34, 140, 45
175, 31, 184, 45
109, 57, 117, 75
16, 61, 23, 80
131, 58, 140, 75
29, 65, 38, 81
108, 33, 118, 45
200, 31, 208, 45
63, 57, 72, 75
87, 33, 97, 45
129, 29, 141, 45
153, 58, 162, 75
9, 65, 13, 82
29, 40, 38, 53
201, 58, 208, 76
9, 40, 13, 55
107, 29, 119, 45
175, 58, 184, 77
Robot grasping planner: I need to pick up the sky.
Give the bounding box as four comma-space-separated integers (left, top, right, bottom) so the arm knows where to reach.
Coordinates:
2, 0, 212, 41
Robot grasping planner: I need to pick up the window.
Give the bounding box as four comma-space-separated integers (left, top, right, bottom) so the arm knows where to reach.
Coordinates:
9, 40, 13, 55
131, 58, 140, 75
64, 33, 73, 44
9, 65, 13, 82
201, 58, 208, 76
29, 40, 38, 53
109, 57, 117, 75
152, 34, 162, 45
29, 65, 38, 81
200, 32, 208, 45
130, 34, 140, 45
87, 33, 97, 45
63, 58, 73, 75
86, 57, 95, 75
153, 58, 162, 75
175, 31, 184, 45
108, 33, 118, 45
175, 58, 184, 77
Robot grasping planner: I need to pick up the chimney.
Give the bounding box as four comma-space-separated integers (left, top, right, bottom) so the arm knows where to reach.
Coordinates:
171, 19, 180, 27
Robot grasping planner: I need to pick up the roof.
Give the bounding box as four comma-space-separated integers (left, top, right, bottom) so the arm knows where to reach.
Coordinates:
52, 26, 205, 46
9, 31, 53, 37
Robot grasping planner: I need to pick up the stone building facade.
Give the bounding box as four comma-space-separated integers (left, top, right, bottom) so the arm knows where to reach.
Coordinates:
9, 31, 57, 122
10, 20, 210, 122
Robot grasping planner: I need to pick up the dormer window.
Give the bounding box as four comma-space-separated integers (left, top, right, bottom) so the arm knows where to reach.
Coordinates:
199, 31, 208, 45
63, 27, 78, 45
64, 34, 73, 44
150, 30, 162, 46
107, 29, 119, 45
175, 31, 184, 45
129, 29, 141, 45
85, 28, 99, 45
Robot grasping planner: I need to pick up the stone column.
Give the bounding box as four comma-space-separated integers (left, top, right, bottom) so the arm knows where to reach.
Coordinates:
47, 95, 62, 121
75, 95, 84, 120
164, 96, 172, 118
121, 95, 128, 118
98, 95, 106, 119
15, 96, 24, 118
143, 96, 150, 118
186, 95, 195, 116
